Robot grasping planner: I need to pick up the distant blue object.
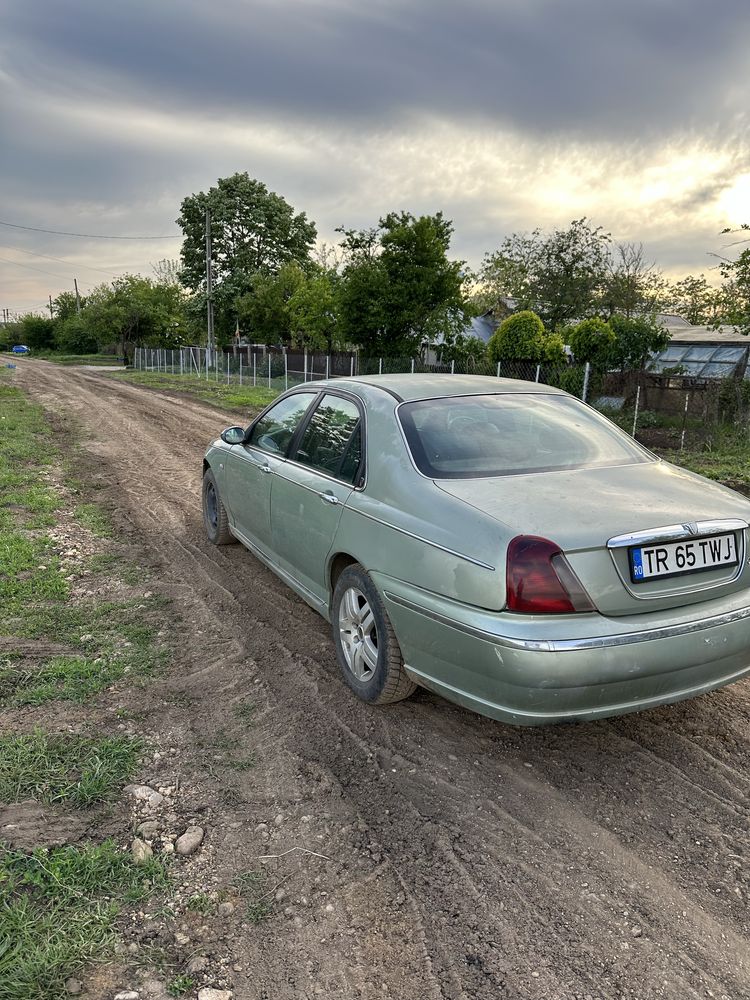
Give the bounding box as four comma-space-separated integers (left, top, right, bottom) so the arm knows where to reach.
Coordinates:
5, 363, 16, 369
11, 345, 30, 354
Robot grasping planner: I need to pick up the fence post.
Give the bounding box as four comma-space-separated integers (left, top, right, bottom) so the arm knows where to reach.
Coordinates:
631, 384, 641, 438
451, 360, 455, 375
680, 392, 690, 451
379, 357, 382, 375
326, 355, 330, 379
411, 359, 415, 374
268, 352, 271, 389
253, 352, 256, 386
535, 364, 541, 383
284, 351, 288, 390
582, 362, 591, 402
303, 349, 307, 382
239, 353, 242, 385
350, 355, 354, 377
226, 352, 230, 384
496, 362, 501, 378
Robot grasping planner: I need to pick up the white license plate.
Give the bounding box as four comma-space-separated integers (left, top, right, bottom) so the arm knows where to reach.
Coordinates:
630, 533, 738, 583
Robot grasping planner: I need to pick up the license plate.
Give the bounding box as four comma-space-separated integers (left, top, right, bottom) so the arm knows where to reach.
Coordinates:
629, 533, 738, 582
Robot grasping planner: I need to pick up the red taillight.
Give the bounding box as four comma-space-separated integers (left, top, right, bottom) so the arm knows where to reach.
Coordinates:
506, 535, 594, 614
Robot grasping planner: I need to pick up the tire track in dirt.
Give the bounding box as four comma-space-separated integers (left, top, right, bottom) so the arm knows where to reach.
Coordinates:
15, 361, 750, 1000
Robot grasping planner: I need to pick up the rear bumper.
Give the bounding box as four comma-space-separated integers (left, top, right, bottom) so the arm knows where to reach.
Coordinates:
376, 575, 750, 726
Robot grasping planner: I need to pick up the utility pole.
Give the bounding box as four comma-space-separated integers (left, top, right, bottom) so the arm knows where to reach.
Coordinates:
74, 278, 81, 315
205, 208, 214, 367
48, 295, 54, 319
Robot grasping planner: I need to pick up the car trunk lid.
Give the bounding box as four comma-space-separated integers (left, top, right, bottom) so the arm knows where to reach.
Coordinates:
436, 461, 750, 616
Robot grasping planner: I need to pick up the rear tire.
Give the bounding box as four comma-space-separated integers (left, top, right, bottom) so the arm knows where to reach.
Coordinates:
332, 564, 416, 705
202, 469, 236, 545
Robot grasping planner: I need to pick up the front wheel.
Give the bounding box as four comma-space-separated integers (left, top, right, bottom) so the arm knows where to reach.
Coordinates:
202, 469, 236, 545
332, 565, 416, 705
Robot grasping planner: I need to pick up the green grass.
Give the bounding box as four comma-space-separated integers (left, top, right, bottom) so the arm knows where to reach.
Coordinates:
0, 598, 169, 707
0, 385, 59, 532
111, 369, 277, 413
21, 352, 123, 367
0, 730, 142, 808
0, 842, 169, 1000
73, 502, 112, 538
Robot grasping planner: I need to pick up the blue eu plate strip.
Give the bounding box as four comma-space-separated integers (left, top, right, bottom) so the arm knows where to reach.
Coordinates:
631, 547, 644, 580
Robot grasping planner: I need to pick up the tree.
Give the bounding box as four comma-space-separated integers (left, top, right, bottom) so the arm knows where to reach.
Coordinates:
55, 314, 99, 354
600, 243, 669, 318
669, 274, 724, 325
715, 234, 750, 336
436, 334, 488, 369
287, 265, 342, 350
479, 219, 612, 330
13, 314, 56, 350
608, 314, 669, 370
84, 275, 187, 356
236, 262, 306, 345
53, 291, 84, 322
487, 310, 546, 363
567, 317, 616, 368
176, 173, 317, 341
338, 212, 470, 356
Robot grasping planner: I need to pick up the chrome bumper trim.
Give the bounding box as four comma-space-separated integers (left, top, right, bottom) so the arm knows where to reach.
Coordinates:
383, 592, 750, 653
607, 518, 748, 550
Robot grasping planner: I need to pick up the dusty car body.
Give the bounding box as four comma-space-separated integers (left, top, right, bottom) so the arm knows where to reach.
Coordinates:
202, 374, 750, 725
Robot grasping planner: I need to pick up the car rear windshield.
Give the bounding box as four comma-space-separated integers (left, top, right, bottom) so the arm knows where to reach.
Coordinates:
398, 393, 652, 479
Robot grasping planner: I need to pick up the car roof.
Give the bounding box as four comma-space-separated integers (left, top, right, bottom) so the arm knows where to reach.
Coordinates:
307, 373, 567, 402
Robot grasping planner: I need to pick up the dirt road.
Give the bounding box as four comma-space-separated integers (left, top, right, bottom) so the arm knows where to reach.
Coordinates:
15, 361, 750, 1000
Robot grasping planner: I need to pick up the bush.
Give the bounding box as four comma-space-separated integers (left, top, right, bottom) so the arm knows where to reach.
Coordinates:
608, 315, 669, 369
55, 315, 99, 355
568, 317, 616, 368
13, 315, 57, 350
488, 310, 546, 363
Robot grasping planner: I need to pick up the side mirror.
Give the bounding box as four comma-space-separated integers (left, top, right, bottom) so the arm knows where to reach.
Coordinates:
220, 426, 246, 445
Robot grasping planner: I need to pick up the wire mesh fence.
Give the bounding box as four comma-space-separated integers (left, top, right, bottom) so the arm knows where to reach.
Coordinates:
132, 345, 750, 452
133, 346, 592, 400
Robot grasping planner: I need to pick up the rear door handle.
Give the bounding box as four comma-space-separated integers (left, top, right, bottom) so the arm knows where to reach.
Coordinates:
319, 491, 339, 505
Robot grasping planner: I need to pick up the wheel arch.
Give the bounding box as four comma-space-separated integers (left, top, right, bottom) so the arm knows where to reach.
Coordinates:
328, 552, 359, 610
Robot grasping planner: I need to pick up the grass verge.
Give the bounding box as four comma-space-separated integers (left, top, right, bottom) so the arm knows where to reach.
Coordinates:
0, 842, 169, 1000
110, 369, 277, 413
0, 730, 142, 808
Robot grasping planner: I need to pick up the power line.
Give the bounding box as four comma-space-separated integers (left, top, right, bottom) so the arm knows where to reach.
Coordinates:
0, 254, 82, 281
0, 219, 176, 240
1, 243, 118, 277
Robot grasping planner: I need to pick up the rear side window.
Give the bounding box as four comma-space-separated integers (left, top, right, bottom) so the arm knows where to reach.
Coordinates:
398, 393, 652, 479
248, 392, 316, 456
293, 394, 363, 484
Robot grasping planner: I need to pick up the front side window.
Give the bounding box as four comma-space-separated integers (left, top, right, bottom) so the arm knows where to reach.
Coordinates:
248, 392, 316, 456
293, 394, 362, 483
399, 393, 653, 479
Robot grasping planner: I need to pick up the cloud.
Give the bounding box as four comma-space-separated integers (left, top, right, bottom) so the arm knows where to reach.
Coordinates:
2, 0, 750, 310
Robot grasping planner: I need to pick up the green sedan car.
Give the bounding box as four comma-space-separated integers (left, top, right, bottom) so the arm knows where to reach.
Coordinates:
202, 374, 750, 725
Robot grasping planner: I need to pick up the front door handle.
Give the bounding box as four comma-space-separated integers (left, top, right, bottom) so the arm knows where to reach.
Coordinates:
259, 464, 272, 475
319, 491, 339, 505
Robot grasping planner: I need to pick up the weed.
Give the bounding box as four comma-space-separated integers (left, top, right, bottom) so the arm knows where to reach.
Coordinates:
167, 975, 195, 996
234, 699, 256, 722
185, 892, 214, 915
0, 842, 168, 1000
246, 900, 273, 924
0, 730, 142, 807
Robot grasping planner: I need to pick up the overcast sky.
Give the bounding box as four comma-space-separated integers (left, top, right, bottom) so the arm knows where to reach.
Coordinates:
2, 0, 749, 314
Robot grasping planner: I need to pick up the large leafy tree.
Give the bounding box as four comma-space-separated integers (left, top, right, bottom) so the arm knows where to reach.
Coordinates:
479, 219, 612, 330
83, 275, 187, 356
338, 212, 470, 356
176, 173, 317, 342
